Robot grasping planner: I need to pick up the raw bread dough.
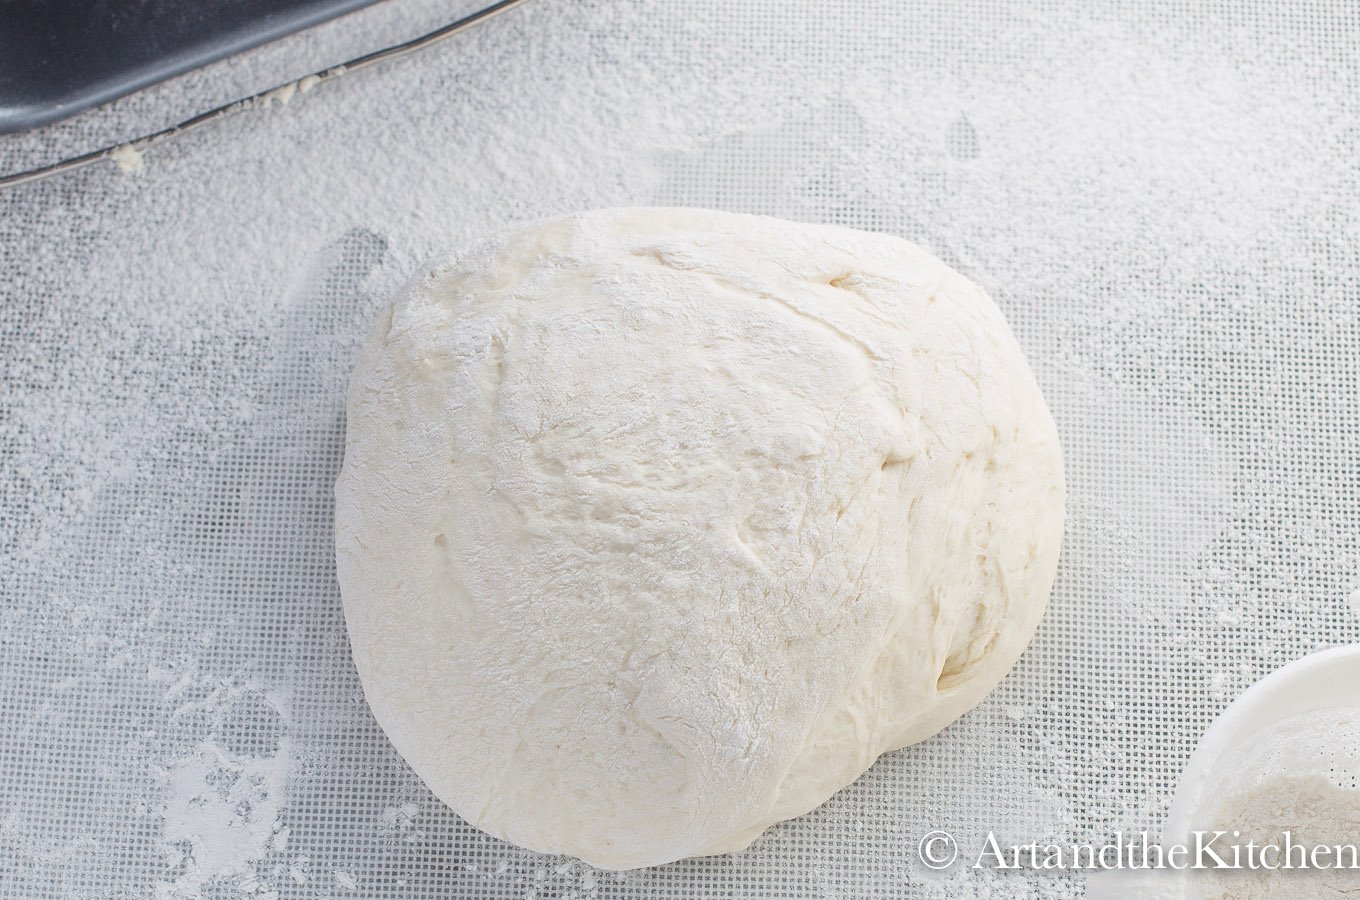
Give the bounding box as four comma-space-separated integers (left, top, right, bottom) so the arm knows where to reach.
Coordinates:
334, 208, 1065, 869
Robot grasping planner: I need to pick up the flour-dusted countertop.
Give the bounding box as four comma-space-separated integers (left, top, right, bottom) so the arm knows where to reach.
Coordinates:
1, 1, 1358, 898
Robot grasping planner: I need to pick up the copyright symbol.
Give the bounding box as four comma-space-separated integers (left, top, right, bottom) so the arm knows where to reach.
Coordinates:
918, 830, 958, 870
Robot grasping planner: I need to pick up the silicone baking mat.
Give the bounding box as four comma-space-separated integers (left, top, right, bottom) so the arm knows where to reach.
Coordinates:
1, 1, 1357, 897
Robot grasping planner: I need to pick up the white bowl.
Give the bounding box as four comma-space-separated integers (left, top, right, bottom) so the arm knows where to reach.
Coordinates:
1086, 644, 1360, 899
1161, 644, 1360, 847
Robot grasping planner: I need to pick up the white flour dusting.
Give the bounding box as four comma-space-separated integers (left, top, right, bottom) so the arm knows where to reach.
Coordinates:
1182, 706, 1360, 899
0, 0, 1358, 898
1198, 774, 1360, 899
156, 741, 291, 898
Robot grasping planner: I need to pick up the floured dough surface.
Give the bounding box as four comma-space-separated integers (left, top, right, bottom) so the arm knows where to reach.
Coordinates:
334, 208, 1064, 869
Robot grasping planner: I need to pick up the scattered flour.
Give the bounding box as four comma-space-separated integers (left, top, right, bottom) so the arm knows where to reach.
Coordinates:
156, 741, 291, 898
0, 0, 1357, 897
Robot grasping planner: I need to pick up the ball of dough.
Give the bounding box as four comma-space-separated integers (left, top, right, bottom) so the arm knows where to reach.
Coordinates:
335, 208, 1064, 869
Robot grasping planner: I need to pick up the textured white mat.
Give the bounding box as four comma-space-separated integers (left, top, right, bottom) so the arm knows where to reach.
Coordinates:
2, 1, 1357, 897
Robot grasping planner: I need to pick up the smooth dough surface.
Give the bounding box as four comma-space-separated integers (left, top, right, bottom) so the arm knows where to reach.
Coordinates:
335, 208, 1065, 869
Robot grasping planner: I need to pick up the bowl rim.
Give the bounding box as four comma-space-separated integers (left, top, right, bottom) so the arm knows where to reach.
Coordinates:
1161, 642, 1360, 845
